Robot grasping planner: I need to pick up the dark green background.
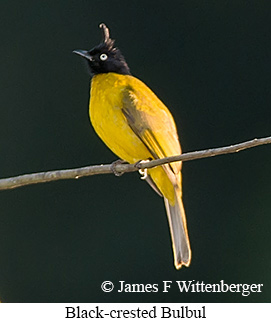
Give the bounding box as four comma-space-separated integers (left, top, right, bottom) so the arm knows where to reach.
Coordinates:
0, 0, 270, 302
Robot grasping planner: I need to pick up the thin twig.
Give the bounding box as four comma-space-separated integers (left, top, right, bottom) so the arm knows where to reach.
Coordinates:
0, 136, 270, 191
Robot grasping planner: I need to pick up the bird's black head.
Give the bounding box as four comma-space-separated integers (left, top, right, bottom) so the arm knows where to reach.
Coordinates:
73, 23, 131, 76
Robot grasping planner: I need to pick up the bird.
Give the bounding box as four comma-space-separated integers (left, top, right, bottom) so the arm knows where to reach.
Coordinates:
73, 23, 191, 269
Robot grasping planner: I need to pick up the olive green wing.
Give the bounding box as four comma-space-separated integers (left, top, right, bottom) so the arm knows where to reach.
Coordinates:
122, 85, 182, 176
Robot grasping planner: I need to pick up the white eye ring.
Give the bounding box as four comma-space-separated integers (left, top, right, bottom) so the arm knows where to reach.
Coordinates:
100, 53, 108, 61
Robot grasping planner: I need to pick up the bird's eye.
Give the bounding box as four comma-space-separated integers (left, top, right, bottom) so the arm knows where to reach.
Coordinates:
100, 53, 108, 61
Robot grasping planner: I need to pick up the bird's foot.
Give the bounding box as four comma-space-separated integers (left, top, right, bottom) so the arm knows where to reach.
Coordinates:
135, 159, 152, 180
110, 159, 127, 176
139, 168, 148, 180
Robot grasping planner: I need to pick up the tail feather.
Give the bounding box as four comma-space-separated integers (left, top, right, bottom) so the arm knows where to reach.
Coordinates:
164, 191, 191, 269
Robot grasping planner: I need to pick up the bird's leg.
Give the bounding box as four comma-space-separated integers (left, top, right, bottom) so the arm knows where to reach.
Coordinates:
110, 159, 128, 176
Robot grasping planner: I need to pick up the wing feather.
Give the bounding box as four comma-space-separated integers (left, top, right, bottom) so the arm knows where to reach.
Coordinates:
122, 86, 182, 177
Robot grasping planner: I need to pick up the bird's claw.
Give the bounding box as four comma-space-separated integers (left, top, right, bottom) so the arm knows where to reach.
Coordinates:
139, 168, 148, 180
136, 159, 151, 180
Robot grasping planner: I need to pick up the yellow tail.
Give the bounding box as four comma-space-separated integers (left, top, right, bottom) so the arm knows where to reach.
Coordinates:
164, 189, 191, 269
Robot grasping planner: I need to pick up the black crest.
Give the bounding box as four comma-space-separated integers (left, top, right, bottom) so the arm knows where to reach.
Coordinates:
99, 23, 115, 50
73, 23, 131, 76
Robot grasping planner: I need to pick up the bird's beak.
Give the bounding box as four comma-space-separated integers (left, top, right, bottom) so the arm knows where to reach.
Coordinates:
73, 49, 93, 61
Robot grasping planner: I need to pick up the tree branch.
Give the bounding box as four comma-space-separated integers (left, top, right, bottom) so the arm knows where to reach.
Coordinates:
0, 136, 270, 191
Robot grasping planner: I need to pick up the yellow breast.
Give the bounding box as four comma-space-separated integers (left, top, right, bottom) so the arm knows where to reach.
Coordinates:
89, 73, 151, 163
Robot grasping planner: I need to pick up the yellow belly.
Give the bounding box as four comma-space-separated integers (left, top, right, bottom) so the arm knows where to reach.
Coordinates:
89, 73, 177, 203
89, 74, 151, 162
